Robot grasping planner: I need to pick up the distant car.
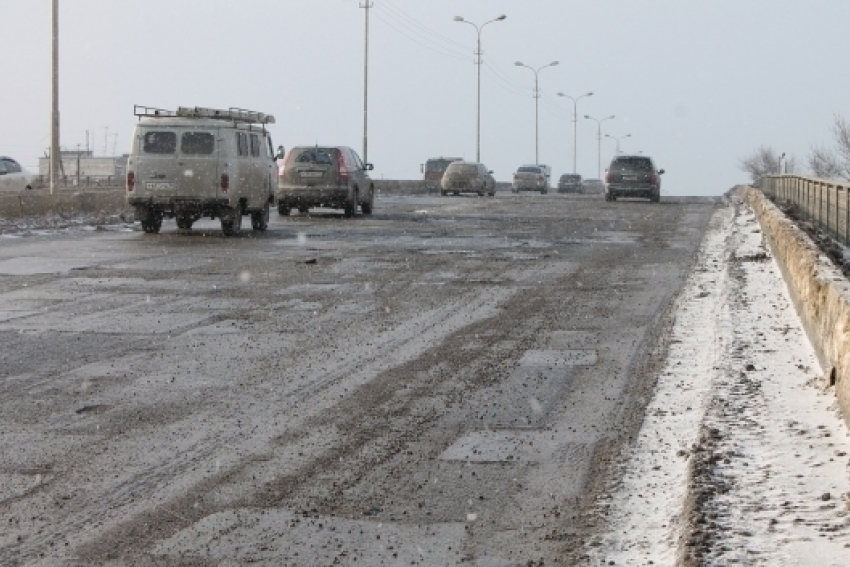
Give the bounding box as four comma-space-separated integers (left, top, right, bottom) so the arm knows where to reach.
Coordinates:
512, 165, 549, 194
605, 155, 664, 202
440, 161, 495, 196
277, 146, 374, 217
557, 173, 583, 193
422, 157, 461, 189
583, 178, 605, 194
0, 157, 34, 191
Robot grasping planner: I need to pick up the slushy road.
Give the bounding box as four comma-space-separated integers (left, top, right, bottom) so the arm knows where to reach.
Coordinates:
0, 192, 717, 565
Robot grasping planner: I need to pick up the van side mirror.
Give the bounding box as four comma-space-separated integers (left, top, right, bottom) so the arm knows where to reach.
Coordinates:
658, 169, 665, 175
365, 163, 374, 171
488, 170, 494, 174
275, 145, 285, 160
420, 164, 424, 174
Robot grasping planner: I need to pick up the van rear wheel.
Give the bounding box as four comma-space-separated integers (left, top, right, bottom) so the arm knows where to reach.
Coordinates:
278, 204, 291, 216
141, 209, 162, 234
221, 204, 243, 236
251, 202, 270, 231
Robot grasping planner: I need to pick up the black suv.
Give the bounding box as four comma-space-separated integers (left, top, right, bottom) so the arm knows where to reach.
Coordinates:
604, 155, 664, 202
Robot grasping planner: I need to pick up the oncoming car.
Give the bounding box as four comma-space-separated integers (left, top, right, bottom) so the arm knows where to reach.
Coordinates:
440, 161, 495, 196
605, 155, 664, 202
0, 157, 34, 191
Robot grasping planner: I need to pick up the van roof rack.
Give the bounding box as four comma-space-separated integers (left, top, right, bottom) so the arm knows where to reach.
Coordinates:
134, 105, 275, 125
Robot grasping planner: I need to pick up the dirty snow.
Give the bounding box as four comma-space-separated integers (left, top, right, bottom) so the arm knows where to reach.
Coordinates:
588, 197, 850, 564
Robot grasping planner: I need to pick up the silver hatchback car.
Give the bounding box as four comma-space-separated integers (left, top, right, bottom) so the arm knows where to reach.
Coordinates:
440, 161, 495, 196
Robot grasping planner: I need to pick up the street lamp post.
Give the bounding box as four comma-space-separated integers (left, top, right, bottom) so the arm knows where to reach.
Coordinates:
557, 91, 592, 174
454, 14, 506, 163
605, 133, 631, 154
515, 60, 559, 164
584, 114, 615, 178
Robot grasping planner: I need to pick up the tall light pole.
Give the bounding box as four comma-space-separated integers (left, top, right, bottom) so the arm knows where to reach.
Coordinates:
557, 91, 592, 174
515, 61, 559, 164
454, 14, 506, 163
360, 1, 373, 164
50, 0, 60, 194
584, 114, 615, 178
605, 133, 631, 154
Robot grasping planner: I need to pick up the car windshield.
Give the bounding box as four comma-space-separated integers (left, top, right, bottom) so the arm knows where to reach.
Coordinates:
611, 158, 652, 172
518, 166, 542, 174
561, 175, 580, 181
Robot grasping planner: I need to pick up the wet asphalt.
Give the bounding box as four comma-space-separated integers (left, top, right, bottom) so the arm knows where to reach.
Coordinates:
0, 191, 719, 565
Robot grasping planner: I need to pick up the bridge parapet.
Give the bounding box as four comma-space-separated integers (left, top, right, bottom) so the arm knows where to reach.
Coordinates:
760, 174, 850, 246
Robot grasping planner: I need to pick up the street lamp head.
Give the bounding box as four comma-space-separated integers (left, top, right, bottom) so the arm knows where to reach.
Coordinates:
496, 14, 507, 20
550, 61, 559, 66
514, 61, 524, 66
557, 92, 564, 97
625, 134, 632, 138
607, 115, 615, 119
586, 91, 594, 96
584, 114, 592, 119
453, 16, 464, 22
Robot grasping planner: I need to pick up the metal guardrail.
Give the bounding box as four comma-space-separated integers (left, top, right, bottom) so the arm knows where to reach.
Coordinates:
759, 174, 850, 246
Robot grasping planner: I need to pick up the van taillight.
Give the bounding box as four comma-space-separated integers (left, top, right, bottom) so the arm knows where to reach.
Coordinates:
126, 171, 135, 192
650, 173, 658, 184
221, 173, 230, 193
605, 171, 612, 183
336, 151, 350, 184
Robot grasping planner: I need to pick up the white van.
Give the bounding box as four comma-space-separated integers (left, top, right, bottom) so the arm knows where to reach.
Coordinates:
126, 106, 281, 235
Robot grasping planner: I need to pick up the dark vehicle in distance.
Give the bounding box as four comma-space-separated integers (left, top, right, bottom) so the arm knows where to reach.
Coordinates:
277, 146, 374, 218
557, 173, 583, 193
422, 157, 462, 189
440, 161, 495, 196
582, 178, 606, 194
605, 155, 664, 202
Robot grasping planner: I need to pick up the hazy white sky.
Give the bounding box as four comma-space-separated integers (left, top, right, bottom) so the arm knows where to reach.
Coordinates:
2, 0, 848, 195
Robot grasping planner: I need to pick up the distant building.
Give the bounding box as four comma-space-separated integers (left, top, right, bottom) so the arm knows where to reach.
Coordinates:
38, 150, 127, 181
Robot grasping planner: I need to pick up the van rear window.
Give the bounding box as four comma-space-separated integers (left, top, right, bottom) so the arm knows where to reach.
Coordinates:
143, 132, 177, 154
181, 132, 215, 155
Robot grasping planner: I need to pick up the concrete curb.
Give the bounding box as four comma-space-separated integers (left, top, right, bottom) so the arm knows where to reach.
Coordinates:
743, 186, 850, 425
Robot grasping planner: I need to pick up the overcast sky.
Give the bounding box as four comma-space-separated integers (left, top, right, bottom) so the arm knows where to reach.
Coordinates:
2, 0, 848, 195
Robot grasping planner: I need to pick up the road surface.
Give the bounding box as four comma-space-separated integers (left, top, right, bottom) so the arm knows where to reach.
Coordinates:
1, 192, 718, 565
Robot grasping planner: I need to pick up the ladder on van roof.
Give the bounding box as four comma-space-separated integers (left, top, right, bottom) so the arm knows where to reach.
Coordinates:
133, 105, 276, 125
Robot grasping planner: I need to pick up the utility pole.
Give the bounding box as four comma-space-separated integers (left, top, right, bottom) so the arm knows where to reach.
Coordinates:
75, 143, 80, 187
360, 1, 373, 164
50, 0, 60, 195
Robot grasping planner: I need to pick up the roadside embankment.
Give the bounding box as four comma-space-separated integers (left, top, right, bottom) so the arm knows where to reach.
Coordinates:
0, 187, 129, 220
744, 185, 850, 424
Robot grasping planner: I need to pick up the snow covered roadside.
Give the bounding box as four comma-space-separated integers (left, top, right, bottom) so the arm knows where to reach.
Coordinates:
585, 196, 850, 565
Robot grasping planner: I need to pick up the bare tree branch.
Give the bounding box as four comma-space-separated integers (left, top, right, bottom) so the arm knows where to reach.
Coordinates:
807, 144, 845, 179
739, 145, 781, 182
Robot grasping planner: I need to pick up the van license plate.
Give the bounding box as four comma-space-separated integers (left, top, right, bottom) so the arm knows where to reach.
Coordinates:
623, 175, 637, 181
145, 181, 175, 190
300, 172, 323, 178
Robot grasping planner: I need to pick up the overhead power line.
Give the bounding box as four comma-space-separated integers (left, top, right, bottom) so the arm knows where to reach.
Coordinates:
371, 9, 468, 61
380, 0, 469, 51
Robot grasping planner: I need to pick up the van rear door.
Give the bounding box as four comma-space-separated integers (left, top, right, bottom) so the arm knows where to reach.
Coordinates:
135, 126, 220, 199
